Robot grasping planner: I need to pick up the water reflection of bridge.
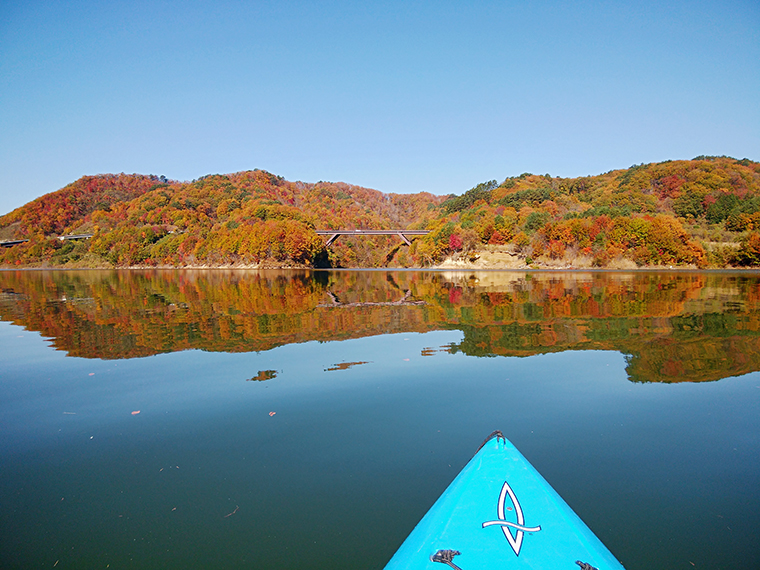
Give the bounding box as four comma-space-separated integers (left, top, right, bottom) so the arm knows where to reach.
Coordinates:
315, 229, 429, 246
318, 289, 426, 308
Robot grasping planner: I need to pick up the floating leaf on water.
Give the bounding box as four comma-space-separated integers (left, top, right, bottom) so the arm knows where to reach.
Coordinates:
324, 361, 371, 372
248, 370, 277, 381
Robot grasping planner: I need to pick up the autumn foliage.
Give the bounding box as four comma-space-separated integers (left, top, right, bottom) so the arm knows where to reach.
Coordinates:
410, 156, 759, 267
0, 170, 441, 267
1, 156, 759, 268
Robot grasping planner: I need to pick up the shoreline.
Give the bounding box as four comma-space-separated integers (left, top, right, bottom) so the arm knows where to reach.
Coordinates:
2, 263, 759, 273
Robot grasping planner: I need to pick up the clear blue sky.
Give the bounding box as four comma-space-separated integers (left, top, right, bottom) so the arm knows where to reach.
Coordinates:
1, 0, 758, 215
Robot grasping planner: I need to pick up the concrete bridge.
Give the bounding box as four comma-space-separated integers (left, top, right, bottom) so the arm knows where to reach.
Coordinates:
57, 233, 93, 241
315, 229, 429, 246
1, 233, 94, 248
0, 239, 29, 248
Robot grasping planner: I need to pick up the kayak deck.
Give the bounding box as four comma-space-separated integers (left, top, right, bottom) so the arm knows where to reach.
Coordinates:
383, 431, 625, 569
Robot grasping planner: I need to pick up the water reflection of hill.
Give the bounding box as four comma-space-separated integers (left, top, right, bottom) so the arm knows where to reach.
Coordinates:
1, 269, 759, 383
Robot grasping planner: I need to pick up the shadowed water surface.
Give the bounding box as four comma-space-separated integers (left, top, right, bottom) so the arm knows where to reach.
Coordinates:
1, 269, 759, 569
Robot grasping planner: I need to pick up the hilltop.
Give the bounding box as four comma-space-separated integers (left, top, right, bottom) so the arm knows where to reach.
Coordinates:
1, 156, 759, 269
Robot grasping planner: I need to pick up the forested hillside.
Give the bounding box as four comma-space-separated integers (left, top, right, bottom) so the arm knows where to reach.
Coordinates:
0, 170, 442, 267
1, 156, 759, 268
419, 156, 760, 268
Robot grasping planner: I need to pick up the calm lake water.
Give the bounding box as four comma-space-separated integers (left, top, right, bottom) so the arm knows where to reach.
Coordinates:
1, 269, 759, 569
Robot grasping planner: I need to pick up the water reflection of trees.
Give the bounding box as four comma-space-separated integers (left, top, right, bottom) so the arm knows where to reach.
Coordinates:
1, 269, 759, 383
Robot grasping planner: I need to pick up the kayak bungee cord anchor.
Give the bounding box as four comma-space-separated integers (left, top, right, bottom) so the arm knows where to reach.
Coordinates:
430, 549, 462, 570
475, 429, 506, 452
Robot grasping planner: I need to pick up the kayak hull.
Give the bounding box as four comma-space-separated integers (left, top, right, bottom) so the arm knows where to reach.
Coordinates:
383, 432, 625, 569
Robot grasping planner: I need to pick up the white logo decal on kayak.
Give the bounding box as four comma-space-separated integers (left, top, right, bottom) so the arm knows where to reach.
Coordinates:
482, 481, 542, 556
